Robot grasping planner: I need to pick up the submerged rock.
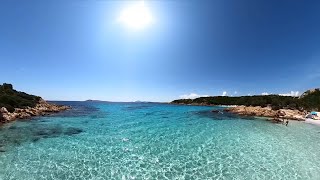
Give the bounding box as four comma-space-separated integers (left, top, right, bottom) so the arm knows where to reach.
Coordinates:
34, 126, 63, 137
64, 127, 83, 136
8, 126, 17, 130
32, 137, 41, 142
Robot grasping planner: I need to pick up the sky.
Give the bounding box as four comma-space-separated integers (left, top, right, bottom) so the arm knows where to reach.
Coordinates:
1, 0, 320, 102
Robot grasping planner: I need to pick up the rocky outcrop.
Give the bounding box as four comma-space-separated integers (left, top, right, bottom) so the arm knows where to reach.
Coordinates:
0, 98, 70, 124
224, 105, 306, 121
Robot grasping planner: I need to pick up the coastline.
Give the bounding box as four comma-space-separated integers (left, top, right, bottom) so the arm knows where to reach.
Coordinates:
171, 89, 320, 122
172, 103, 308, 121
223, 105, 306, 121
305, 118, 320, 126
169, 102, 238, 107
0, 98, 70, 124
169, 102, 215, 107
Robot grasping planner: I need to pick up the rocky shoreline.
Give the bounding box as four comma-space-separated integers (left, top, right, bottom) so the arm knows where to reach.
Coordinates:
0, 98, 70, 124
222, 105, 306, 121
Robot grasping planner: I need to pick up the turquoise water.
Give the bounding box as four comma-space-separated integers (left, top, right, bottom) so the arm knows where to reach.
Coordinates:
1, 102, 320, 180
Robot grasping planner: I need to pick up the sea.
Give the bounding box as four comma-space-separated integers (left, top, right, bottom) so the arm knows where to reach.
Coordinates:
0, 101, 320, 180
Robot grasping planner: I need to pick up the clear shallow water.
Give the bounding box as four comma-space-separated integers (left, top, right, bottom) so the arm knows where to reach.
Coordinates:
1, 102, 320, 180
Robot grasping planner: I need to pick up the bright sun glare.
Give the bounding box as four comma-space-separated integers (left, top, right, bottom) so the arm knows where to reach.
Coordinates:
118, 1, 154, 31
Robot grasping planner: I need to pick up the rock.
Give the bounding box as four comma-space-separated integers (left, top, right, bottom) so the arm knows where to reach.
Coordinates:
64, 127, 83, 136
17, 112, 31, 119
224, 105, 306, 121
271, 118, 283, 123
32, 137, 41, 142
0, 114, 4, 123
8, 126, 17, 129
0, 99, 70, 125
0, 107, 8, 113
1, 113, 15, 122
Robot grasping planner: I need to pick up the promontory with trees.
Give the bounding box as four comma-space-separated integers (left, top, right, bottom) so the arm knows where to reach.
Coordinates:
171, 89, 320, 120
0, 83, 70, 124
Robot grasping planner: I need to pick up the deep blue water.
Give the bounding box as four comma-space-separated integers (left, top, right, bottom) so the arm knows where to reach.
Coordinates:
1, 102, 320, 180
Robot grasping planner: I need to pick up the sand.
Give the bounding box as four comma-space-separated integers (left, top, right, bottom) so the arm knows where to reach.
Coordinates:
305, 118, 320, 126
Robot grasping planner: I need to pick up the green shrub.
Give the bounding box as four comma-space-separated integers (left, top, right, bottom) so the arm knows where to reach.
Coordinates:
172, 90, 320, 111
0, 83, 40, 112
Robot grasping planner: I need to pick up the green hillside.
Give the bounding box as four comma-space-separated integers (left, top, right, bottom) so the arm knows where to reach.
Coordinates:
299, 89, 320, 111
171, 89, 320, 111
0, 83, 40, 112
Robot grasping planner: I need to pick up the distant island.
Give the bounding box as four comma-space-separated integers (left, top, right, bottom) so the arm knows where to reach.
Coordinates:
171, 89, 320, 121
0, 83, 70, 124
85, 99, 110, 103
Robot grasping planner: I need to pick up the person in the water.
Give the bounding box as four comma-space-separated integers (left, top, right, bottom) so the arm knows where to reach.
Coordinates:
285, 120, 289, 126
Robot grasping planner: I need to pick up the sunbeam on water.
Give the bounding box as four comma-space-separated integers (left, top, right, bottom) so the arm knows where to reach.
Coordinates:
1, 102, 320, 179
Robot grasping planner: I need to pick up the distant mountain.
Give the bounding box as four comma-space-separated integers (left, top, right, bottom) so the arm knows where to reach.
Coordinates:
86, 100, 102, 102
134, 100, 153, 103
85, 100, 110, 103
133, 101, 164, 104
0, 83, 40, 112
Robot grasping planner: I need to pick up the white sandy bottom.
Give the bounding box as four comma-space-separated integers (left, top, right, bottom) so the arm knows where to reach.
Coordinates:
305, 118, 320, 126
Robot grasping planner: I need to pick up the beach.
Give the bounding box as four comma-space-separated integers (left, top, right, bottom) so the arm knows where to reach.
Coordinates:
305, 119, 320, 126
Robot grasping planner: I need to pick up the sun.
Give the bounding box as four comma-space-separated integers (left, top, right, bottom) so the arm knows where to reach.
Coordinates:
117, 1, 154, 31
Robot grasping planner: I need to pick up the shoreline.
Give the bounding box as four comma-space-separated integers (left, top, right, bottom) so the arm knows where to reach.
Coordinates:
172, 103, 309, 122
223, 105, 306, 121
305, 118, 320, 126
0, 98, 70, 124
169, 102, 215, 107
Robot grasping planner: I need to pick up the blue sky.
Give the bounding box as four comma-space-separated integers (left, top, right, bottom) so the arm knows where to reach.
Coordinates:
1, 0, 320, 102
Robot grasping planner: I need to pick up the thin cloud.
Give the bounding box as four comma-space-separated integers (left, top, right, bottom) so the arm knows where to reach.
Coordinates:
179, 93, 209, 99
222, 91, 227, 96
279, 91, 300, 97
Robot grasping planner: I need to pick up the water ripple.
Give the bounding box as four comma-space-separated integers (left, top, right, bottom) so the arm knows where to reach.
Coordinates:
0, 102, 320, 179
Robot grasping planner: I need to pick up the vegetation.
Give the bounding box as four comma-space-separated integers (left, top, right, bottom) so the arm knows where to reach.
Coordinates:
299, 89, 320, 111
0, 83, 40, 112
172, 89, 320, 111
